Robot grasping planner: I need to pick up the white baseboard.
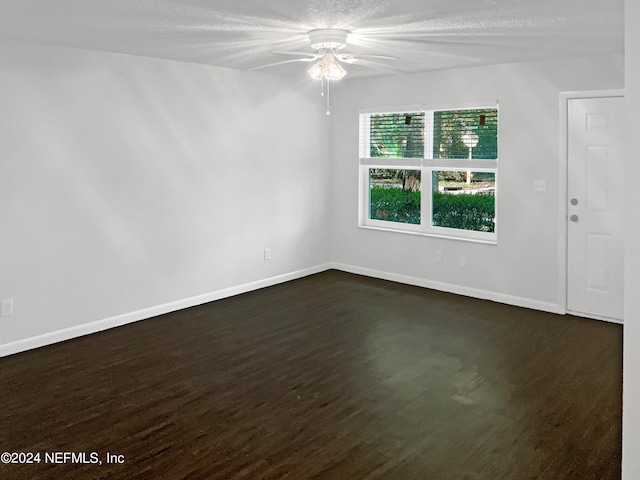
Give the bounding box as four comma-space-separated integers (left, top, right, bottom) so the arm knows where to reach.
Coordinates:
330, 262, 563, 315
1, 262, 565, 358
567, 309, 624, 325
0, 264, 332, 358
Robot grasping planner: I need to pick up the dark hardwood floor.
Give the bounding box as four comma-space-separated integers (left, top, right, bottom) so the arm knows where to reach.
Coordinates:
0, 270, 622, 479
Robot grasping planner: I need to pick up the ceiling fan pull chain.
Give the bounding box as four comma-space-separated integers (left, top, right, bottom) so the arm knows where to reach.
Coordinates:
326, 79, 331, 115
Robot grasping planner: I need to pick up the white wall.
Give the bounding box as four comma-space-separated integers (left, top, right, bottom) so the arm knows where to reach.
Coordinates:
0, 40, 330, 353
623, 0, 640, 476
328, 55, 624, 310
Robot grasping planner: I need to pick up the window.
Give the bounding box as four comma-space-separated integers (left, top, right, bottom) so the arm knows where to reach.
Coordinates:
359, 105, 498, 243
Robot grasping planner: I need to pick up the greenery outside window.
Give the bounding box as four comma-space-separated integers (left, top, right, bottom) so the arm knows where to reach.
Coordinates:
359, 105, 498, 242
370, 169, 421, 225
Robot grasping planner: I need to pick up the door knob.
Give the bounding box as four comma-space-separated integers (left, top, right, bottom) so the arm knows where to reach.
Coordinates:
570, 214, 579, 222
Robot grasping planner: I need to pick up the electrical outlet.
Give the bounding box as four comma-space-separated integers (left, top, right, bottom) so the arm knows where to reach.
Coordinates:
533, 179, 546, 192
435, 251, 442, 263
1, 299, 13, 317
264, 248, 272, 261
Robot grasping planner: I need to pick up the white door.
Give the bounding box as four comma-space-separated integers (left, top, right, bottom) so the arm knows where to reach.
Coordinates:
567, 96, 624, 322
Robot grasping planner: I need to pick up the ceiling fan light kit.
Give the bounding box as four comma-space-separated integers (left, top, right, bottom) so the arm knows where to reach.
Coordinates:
306, 30, 349, 83
307, 52, 347, 81
305, 29, 350, 114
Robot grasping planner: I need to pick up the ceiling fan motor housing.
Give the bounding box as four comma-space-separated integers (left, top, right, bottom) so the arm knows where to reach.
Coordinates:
309, 29, 349, 50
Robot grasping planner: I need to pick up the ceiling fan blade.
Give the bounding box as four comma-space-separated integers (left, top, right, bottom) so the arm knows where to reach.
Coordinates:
342, 57, 400, 72
337, 53, 398, 62
270, 51, 321, 58
248, 57, 316, 71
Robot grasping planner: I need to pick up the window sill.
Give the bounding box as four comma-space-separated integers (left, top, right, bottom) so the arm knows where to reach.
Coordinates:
358, 224, 498, 245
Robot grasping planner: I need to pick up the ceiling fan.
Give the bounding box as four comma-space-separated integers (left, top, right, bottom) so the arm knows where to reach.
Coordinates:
252, 28, 396, 114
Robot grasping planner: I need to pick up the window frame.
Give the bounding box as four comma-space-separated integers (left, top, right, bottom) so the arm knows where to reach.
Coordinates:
359, 103, 498, 244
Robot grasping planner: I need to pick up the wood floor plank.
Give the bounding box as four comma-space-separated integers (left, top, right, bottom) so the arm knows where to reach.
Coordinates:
0, 270, 621, 479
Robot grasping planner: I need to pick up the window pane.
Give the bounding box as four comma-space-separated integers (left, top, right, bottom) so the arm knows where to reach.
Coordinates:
370, 169, 421, 224
370, 113, 424, 158
433, 108, 498, 160
432, 171, 495, 232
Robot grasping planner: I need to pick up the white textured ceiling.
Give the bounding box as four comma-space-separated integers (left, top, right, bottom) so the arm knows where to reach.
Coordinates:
0, 0, 624, 78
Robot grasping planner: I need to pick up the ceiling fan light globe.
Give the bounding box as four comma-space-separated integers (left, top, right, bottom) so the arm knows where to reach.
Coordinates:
307, 61, 325, 80
323, 61, 346, 81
